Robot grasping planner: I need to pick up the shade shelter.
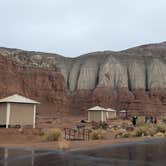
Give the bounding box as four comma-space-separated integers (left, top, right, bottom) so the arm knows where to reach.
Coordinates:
0, 94, 39, 128
88, 106, 107, 122
119, 110, 127, 119
106, 108, 117, 119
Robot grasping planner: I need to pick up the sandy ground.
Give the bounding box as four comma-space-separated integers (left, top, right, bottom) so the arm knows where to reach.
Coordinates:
0, 132, 153, 151
0, 115, 159, 151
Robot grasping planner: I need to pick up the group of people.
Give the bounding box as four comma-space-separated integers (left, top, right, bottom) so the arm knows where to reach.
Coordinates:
145, 116, 157, 124
131, 116, 157, 126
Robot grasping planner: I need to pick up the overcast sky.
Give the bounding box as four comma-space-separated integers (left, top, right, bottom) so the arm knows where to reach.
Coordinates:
0, 0, 166, 57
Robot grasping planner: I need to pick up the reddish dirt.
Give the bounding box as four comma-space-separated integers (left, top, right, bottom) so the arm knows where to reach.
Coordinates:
0, 127, 154, 151
0, 116, 160, 150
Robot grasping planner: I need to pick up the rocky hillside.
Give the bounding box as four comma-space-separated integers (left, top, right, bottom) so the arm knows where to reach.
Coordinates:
0, 54, 69, 115
1, 42, 166, 92
1, 42, 166, 116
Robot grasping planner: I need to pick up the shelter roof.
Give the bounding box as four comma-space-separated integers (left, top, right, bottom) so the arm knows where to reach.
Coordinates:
0, 94, 40, 104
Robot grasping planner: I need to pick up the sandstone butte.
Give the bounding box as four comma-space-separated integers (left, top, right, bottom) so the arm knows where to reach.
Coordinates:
1, 41, 166, 117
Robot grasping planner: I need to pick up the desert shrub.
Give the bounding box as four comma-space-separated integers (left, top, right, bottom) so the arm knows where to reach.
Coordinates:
132, 124, 150, 137
112, 125, 121, 130
91, 129, 107, 140
116, 123, 166, 138
121, 132, 133, 138
115, 131, 134, 138
156, 124, 166, 133
58, 139, 71, 150
91, 122, 100, 129
100, 122, 109, 129
126, 126, 134, 132
161, 116, 166, 124
91, 122, 109, 130
132, 123, 158, 137
44, 128, 63, 141
115, 132, 123, 138
154, 132, 165, 137
136, 116, 145, 126
147, 125, 158, 136
121, 122, 129, 129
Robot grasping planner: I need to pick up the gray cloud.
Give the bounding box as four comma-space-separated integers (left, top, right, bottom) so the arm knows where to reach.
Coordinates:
0, 0, 166, 57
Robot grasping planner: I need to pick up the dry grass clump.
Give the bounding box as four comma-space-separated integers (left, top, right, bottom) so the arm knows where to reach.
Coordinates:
91, 122, 109, 130
58, 139, 71, 150
43, 128, 63, 141
136, 116, 145, 126
91, 129, 107, 140
121, 132, 135, 138
121, 122, 129, 129
116, 122, 166, 139
132, 124, 156, 137
161, 116, 166, 124
154, 132, 165, 137
156, 124, 166, 133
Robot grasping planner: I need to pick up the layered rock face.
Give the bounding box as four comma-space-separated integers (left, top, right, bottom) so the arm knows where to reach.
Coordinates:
1, 42, 166, 116
0, 54, 69, 115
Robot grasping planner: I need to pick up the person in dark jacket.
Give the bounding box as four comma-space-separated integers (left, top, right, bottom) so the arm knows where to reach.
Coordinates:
131, 116, 137, 126
150, 116, 153, 123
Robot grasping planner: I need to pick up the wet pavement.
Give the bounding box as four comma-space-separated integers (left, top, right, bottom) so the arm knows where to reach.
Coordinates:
0, 138, 166, 166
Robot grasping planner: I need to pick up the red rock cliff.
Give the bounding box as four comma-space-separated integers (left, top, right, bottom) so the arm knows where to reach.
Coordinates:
0, 54, 69, 115
1, 42, 166, 117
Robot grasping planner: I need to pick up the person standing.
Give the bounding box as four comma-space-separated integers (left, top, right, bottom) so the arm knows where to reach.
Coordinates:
154, 117, 157, 124
131, 116, 137, 126
150, 116, 153, 123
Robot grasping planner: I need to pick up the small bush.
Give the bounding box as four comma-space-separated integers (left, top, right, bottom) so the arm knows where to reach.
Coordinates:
44, 128, 63, 141
91, 129, 107, 140
115, 123, 166, 138
136, 116, 145, 126
58, 139, 71, 150
147, 125, 158, 136
121, 122, 129, 129
122, 132, 133, 138
132, 124, 150, 137
154, 132, 165, 137
161, 117, 166, 124
156, 124, 166, 133
91, 122, 109, 130
132, 124, 158, 137
126, 126, 134, 132
115, 132, 123, 138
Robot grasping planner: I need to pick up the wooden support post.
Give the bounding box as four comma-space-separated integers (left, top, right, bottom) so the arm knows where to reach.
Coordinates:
64, 128, 66, 140
74, 130, 76, 140
83, 129, 85, 140
69, 129, 71, 140
33, 105, 36, 128
6, 103, 11, 128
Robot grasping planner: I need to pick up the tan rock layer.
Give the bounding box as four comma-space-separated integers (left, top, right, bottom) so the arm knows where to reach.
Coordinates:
1, 42, 166, 116
1, 43, 166, 92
